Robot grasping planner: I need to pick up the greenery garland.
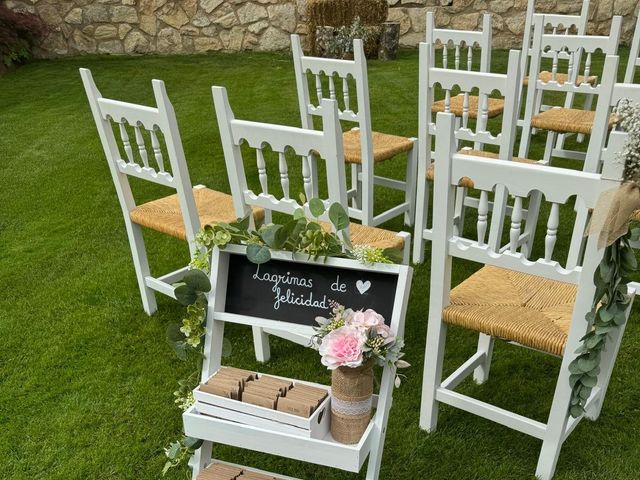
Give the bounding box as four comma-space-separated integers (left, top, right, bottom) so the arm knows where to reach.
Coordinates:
162, 200, 402, 474
568, 230, 637, 418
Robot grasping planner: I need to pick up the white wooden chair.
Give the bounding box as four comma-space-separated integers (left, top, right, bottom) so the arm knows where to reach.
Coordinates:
80, 68, 264, 315
420, 111, 635, 480
212, 85, 411, 264
413, 47, 528, 263
519, 0, 591, 145
186, 244, 412, 480
624, 15, 640, 84
291, 34, 417, 228
426, 12, 499, 140
519, 15, 622, 165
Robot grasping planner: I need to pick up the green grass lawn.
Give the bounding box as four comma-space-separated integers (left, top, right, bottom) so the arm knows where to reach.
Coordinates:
1, 48, 640, 480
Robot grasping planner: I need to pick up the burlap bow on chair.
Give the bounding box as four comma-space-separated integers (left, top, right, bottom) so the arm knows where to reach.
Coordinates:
588, 182, 640, 248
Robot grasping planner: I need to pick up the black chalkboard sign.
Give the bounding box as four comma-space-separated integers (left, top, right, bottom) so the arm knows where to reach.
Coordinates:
223, 253, 399, 326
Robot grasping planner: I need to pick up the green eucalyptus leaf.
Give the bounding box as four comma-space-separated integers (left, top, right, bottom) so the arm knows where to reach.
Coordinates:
570, 405, 584, 418
580, 375, 598, 388
577, 356, 599, 373
329, 202, 350, 231
260, 224, 285, 249
247, 243, 271, 264
174, 283, 198, 306
568, 360, 583, 375
167, 442, 181, 459
183, 269, 211, 293
293, 208, 306, 220
579, 386, 592, 400
382, 247, 404, 264
309, 198, 326, 217
569, 374, 582, 388
183, 436, 203, 450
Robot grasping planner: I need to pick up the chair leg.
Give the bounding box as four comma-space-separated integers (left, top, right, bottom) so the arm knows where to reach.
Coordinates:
577, 94, 595, 144
419, 318, 448, 432
361, 160, 375, 227
351, 163, 362, 210
518, 123, 533, 159
473, 333, 495, 385
413, 155, 430, 264
397, 231, 411, 265
543, 131, 557, 164
404, 143, 418, 227
252, 327, 271, 363
190, 441, 213, 479
532, 92, 543, 135
127, 222, 157, 315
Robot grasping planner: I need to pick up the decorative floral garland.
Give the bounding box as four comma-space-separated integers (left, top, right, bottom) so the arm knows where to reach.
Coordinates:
162, 200, 402, 474
567, 99, 640, 418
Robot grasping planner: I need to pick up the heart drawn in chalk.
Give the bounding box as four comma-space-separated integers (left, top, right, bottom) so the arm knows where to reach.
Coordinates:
356, 280, 372, 295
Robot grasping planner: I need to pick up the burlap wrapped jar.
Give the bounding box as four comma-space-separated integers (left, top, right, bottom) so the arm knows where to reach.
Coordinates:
330, 360, 374, 444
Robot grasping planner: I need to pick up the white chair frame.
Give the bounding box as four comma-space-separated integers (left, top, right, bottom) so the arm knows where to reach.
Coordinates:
519, 15, 622, 165
519, 0, 591, 144
186, 244, 413, 480
420, 111, 634, 480
80, 68, 201, 315
291, 34, 417, 228
413, 46, 523, 263
624, 15, 640, 84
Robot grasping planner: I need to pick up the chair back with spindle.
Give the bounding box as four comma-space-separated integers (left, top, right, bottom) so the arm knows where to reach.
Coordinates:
426, 12, 492, 74
432, 111, 625, 288
419, 45, 522, 158
527, 14, 621, 96
80, 68, 201, 249
520, 0, 590, 79
624, 15, 640, 84
292, 34, 371, 134
212, 86, 347, 228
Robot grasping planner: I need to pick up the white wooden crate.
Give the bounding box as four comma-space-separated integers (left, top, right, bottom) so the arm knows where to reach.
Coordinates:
193, 375, 331, 439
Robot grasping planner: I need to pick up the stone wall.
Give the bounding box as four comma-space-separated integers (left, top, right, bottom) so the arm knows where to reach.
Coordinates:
5, 0, 639, 57
389, 0, 639, 49
5, 0, 307, 56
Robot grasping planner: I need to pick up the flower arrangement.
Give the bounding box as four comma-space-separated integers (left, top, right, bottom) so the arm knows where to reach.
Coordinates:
312, 302, 408, 384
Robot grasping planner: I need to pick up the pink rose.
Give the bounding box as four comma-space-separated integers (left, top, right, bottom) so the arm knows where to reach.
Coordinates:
318, 325, 366, 370
373, 323, 396, 345
347, 309, 385, 329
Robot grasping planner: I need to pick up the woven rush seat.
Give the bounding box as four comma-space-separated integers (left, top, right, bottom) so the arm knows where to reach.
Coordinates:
431, 94, 505, 119
130, 187, 265, 241
443, 265, 576, 356
319, 221, 404, 250
342, 129, 413, 164
523, 71, 598, 87
426, 150, 539, 189
530, 108, 618, 135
